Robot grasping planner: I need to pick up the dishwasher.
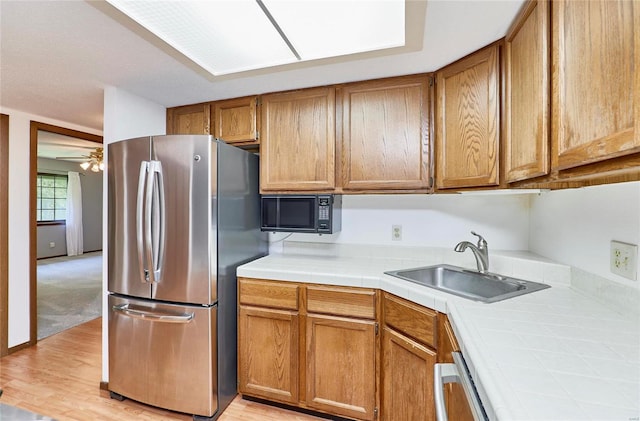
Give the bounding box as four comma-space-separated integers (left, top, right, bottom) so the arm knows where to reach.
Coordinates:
434, 351, 489, 421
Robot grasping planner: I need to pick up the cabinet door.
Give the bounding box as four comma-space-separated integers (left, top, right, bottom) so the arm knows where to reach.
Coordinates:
439, 317, 474, 421
166, 103, 210, 135
260, 87, 336, 192
552, 0, 639, 170
212, 96, 258, 144
238, 306, 299, 404
435, 44, 500, 189
505, 0, 550, 183
306, 314, 376, 420
381, 327, 436, 421
340, 76, 431, 191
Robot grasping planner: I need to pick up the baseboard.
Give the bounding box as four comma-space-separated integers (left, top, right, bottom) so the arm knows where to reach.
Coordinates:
7, 341, 32, 355
99, 381, 109, 391
37, 249, 103, 260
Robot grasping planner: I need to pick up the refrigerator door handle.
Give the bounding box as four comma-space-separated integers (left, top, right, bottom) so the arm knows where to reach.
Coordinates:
112, 303, 194, 323
149, 160, 165, 283
136, 161, 150, 283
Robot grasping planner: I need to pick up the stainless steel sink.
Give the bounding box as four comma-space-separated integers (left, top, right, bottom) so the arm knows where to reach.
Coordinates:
384, 264, 550, 303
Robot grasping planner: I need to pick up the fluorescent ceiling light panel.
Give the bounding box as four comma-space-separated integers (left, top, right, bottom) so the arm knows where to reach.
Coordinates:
263, 0, 405, 61
106, 0, 297, 75
106, 0, 405, 76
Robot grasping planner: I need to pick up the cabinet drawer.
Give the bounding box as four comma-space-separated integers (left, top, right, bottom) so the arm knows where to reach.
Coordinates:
239, 278, 299, 311
383, 293, 437, 348
306, 286, 376, 320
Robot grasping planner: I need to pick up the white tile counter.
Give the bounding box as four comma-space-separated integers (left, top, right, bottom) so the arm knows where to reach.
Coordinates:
238, 242, 640, 421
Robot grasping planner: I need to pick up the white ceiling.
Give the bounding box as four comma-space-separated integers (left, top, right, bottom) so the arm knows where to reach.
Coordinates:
0, 0, 525, 133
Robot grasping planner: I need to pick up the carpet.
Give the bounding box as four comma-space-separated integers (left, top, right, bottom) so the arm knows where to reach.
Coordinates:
37, 251, 102, 340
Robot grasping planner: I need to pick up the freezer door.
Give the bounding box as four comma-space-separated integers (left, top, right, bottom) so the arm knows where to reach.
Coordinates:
150, 135, 215, 304
108, 136, 153, 299
108, 295, 218, 417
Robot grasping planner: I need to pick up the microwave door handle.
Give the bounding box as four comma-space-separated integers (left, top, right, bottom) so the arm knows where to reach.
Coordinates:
136, 161, 149, 283
149, 160, 165, 283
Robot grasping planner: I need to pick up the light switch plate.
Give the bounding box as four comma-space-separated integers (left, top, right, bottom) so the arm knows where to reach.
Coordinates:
610, 240, 637, 281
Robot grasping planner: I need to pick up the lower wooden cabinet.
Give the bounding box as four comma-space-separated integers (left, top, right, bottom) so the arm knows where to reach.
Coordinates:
238, 306, 299, 404
238, 278, 378, 420
382, 326, 436, 421
438, 315, 475, 421
306, 314, 377, 420
380, 293, 438, 421
238, 279, 470, 421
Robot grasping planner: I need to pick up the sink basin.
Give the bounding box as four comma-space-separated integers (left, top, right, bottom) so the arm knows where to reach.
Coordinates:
384, 264, 550, 303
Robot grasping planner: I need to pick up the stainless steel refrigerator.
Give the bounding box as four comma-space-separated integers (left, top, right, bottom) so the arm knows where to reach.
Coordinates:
107, 135, 267, 420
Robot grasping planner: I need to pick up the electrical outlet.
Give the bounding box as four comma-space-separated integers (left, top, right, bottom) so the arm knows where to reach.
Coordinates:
610, 240, 637, 281
49, 242, 55, 248
392, 225, 402, 241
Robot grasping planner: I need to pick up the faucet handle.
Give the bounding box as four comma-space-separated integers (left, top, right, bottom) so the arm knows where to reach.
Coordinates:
471, 231, 487, 248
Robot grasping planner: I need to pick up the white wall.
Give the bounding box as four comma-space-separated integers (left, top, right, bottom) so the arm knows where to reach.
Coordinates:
101, 87, 166, 382
271, 194, 531, 251
0, 106, 101, 347
530, 181, 640, 289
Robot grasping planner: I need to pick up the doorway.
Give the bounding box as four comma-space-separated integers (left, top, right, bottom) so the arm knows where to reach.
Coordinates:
0, 114, 9, 357
29, 121, 103, 344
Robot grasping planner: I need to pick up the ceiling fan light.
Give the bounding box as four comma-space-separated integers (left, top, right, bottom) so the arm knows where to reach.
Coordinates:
99, 162, 105, 171
80, 162, 91, 170
91, 163, 100, 172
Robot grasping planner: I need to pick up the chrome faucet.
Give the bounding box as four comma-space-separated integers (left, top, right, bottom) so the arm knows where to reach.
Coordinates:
454, 231, 489, 273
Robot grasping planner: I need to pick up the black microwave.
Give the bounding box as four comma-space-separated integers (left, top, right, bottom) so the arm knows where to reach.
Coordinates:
261, 195, 342, 234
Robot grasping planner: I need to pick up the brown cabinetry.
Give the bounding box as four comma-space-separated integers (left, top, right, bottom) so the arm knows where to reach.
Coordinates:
438, 315, 474, 421
260, 87, 336, 192
380, 293, 438, 421
504, 0, 550, 183
305, 285, 378, 420
306, 314, 377, 420
552, 0, 640, 173
238, 279, 378, 420
212, 96, 259, 145
339, 75, 432, 191
238, 279, 299, 404
166, 103, 210, 135
435, 44, 501, 190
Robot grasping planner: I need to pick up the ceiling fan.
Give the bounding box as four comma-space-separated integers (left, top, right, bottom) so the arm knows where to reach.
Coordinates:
56, 147, 104, 172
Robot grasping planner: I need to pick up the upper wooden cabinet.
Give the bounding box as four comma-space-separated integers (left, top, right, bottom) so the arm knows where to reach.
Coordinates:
260, 87, 336, 192
212, 96, 259, 145
166, 103, 210, 135
339, 75, 432, 191
435, 44, 501, 189
552, 0, 640, 171
504, 0, 550, 183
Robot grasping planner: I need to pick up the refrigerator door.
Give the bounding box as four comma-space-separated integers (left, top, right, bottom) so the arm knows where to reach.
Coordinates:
108, 136, 153, 299
108, 295, 218, 417
150, 135, 215, 305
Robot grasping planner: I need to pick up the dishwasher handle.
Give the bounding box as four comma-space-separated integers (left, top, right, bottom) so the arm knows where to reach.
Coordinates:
434, 352, 487, 421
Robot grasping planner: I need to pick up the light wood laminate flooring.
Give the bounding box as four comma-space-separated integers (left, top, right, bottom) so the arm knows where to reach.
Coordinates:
0, 318, 322, 421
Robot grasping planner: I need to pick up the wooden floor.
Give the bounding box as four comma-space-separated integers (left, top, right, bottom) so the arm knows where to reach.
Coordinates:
0, 318, 322, 421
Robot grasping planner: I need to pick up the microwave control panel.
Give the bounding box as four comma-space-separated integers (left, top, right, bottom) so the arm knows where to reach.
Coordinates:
317, 195, 341, 233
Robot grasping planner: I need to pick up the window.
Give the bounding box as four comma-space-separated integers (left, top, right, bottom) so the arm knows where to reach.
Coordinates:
36, 173, 67, 223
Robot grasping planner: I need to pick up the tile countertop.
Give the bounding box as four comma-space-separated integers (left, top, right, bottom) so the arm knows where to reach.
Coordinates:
237, 242, 640, 421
